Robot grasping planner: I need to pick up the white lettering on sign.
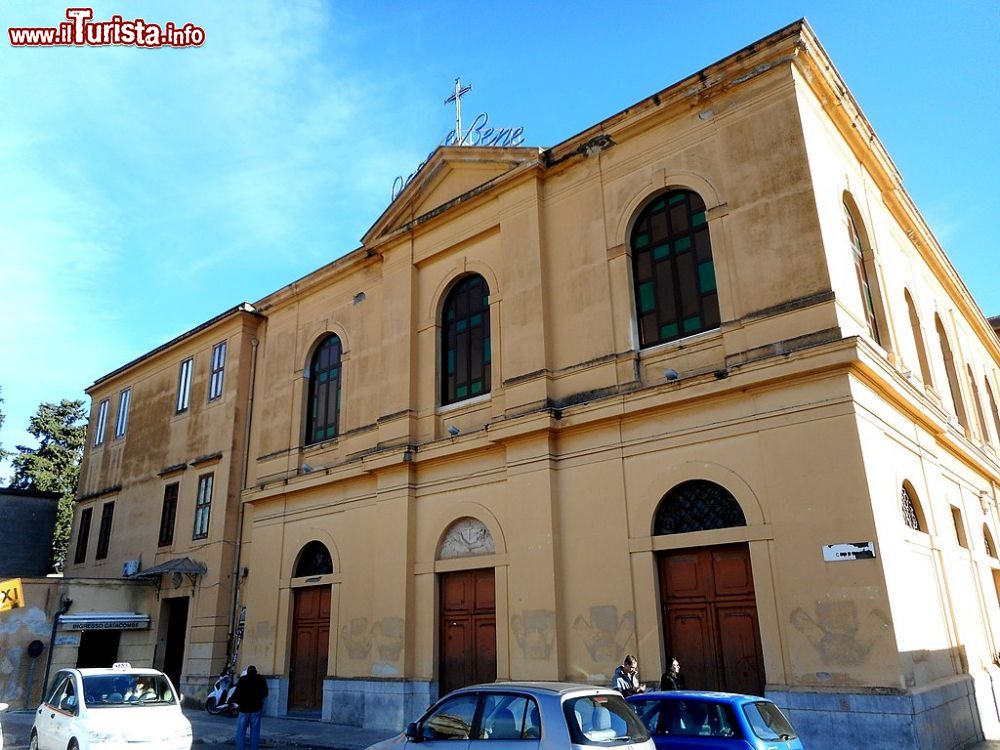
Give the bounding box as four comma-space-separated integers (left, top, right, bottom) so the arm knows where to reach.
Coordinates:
822, 542, 876, 562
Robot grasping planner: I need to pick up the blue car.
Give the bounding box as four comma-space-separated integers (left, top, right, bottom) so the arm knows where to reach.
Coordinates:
626, 691, 803, 749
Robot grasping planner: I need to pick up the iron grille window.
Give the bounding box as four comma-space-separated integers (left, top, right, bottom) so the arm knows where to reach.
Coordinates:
95, 502, 115, 560
209, 341, 227, 401
653, 480, 746, 535
306, 334, 343, 444
158, 483, 178, 547
114, 388, 131, 438
294, 541, 334, 577
631, 190, 720, 348
901, 486, 921, 531
193, 473, 213, 540
74, 507, 93, 564
176, 357, 193, 413
845, 204, 881, 344
93, 399, 109, 447
441, 274, 491, 405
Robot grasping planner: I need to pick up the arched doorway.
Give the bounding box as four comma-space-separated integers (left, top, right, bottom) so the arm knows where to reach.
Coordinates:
437, 518, 497, 696
654, 480, 764, 695
289, 541, 333, 712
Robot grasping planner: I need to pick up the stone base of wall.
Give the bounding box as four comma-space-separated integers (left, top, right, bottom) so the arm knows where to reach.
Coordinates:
262, 678, 434, 730
768, 675, 983, 750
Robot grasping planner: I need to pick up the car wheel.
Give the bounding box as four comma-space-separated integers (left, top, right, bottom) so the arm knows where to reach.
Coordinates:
205, 697, 221, 715
28, 732, 39, 750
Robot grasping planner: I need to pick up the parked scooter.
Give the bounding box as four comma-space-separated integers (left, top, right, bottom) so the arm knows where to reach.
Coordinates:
204, 668, 241, 715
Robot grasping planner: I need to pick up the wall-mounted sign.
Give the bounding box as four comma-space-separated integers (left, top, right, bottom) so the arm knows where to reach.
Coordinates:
0, 577, 24, 612
822, 541, 876, 562
60, 612, 151, 630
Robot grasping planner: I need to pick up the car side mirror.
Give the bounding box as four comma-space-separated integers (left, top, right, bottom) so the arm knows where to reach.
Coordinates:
60, 695, 77, 712
179, 694, 185, 705
405, 722, 421, 742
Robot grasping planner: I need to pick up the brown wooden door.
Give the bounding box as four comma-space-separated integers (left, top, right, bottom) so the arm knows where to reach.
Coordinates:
440, 569, 496, 695
658, 543, 764, 695
290, 586, 331, 711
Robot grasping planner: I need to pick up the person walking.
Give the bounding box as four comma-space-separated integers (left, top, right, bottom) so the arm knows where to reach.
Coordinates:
612, 654, 646, 696
659, 657, 686, 691
232, 665, 269, 750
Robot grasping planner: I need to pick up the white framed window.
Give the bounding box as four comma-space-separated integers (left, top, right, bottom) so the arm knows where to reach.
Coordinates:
209, 341, 227, 401
114, 388, 131, 439
93, 399, 109, 446
193, 473, 214, 539
176, 357, 193, 413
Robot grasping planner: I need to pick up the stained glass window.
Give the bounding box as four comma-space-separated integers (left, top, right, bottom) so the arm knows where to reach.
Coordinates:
442, 274, 491, 405
295, 541, 334, 577
306, 334, 343, 444
653, 480, 746, 535
845, 204, 881, 344
901, 486, 921, 531
631, 190, 720, 348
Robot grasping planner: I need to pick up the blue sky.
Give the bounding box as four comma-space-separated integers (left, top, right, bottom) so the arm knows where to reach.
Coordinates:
0, 0, 997, 476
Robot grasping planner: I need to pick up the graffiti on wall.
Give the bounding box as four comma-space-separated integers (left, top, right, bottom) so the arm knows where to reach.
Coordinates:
790, 601, 890, 665
573, 606, 636, 666
0, 606, 50, 704
512, 609, 556, 660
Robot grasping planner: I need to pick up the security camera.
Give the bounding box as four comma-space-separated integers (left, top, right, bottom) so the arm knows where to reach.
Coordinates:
301, 464, 314, 473
447, 425, 461, 436
664, 368, 680, 381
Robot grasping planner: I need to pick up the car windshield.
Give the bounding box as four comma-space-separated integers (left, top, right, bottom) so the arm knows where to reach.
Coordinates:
563, 694, 650, 746
742, 701, 797, 741
82, 674, 176, 707
631, 697, 740, 739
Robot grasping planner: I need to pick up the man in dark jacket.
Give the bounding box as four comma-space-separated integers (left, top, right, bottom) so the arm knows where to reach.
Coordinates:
232, 665, 269, 750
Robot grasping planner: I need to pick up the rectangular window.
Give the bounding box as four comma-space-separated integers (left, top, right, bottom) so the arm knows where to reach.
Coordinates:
193, 473, 213, 540
95, 502, 115, 560
176, 358, 193, 413
158, 483, 179, 547
74, 507, 93, 564
93, 399, 109, 447
209, 341, 227, 401
114, 388, 131, 438
952, 506, 969, 548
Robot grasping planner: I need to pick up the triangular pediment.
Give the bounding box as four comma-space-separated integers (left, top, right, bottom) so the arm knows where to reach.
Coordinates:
364, 146, 539, 246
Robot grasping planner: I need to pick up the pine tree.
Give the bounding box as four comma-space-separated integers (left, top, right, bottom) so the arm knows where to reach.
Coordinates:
10, 399, 87, 572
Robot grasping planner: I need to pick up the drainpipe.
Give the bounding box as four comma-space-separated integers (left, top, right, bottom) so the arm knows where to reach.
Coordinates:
227, 334, 259, 667
40, 595, 73, 701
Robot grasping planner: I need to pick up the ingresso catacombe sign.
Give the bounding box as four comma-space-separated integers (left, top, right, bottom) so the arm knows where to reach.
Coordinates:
60, 612, 151, 630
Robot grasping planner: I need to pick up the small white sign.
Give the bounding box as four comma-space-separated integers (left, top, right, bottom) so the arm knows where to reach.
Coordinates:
823, 542, 876, 562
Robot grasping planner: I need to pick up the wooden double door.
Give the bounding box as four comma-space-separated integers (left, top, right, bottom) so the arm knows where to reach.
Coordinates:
658, 543, 764, 695
439, 569, 496, 696
290, 586, 331, 711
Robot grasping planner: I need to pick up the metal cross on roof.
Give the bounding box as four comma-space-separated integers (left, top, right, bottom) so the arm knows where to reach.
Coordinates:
445, 77, 472, 146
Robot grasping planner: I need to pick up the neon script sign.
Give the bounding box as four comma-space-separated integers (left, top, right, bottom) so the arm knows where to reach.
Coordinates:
391, 113, 526, 200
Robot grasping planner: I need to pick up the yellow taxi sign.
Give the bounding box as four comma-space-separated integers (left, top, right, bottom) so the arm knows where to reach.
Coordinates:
0, 578, 24, 612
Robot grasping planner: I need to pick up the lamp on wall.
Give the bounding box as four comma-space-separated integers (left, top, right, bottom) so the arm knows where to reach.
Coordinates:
301, 464, 315, 474
664, 368, 680, 381
447, 425, 461, 436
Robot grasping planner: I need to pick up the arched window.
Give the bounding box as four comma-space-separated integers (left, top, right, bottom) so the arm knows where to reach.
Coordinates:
935, 315, 969, 430
294, 540, 333, 577
844, 203, 881, 344
631, 189, 720, 348
653, 480, 746, 535
904, 290, 933, 385
900, 483, 925, 532
967, 366, 988, 442
306, 334, 343, 444
441, 274, 491, 405
984, 525, 997, 559
985, 379, 1000, 447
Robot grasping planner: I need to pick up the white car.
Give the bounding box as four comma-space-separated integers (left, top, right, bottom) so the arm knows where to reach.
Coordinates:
30, 664, 191, 750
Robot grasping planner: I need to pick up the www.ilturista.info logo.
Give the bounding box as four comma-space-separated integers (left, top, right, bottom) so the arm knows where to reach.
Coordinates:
8, 8, 205, 47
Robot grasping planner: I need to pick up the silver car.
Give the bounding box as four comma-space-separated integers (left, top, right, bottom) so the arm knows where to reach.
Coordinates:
366, 682, 654, 750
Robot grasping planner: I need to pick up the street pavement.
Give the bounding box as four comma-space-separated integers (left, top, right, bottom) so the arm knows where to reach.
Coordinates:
0, 707, 398, 749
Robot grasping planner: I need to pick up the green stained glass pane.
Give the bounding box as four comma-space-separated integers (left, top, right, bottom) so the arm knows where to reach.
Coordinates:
471, 381, 483, 395
698, 261, 716, 292
470, 313, 481, 326
653, 243, 670, 260
456, 385, 468, 399
447, 308, 455, 321
318, 372, 328, 383
683, 315, 702, 332
483, 337, 491, 362
330, 368, 339, 378
482, 295, 489, 307
325, 426, 335, 439
634, 233, 650, 248
660, 322, 679, 340
692, 211, 707, 226
639, 282, 656, 313
448, 350, 455, 374
674, 236, 691, 252
457, 319, 467, 332
669, 193, 685, 205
